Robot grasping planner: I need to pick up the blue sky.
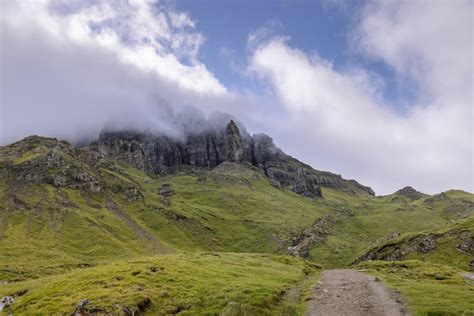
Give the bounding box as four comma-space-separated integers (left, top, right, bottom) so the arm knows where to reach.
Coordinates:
174, 0, 413, 111
1, 0, 472, 194
175, 0, 349, 85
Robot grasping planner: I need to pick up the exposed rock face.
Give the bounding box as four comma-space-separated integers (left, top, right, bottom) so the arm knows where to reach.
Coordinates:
90, 120, 375, 198
0, 136, 102, 193
0, 136, 144, 201
288, 207, 356, 258
394, 186, 425, 200
225, 120, 244, 162
353, 229, 473, 266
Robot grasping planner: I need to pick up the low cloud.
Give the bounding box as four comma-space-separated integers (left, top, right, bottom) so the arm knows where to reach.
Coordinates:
0, 0, 233, 144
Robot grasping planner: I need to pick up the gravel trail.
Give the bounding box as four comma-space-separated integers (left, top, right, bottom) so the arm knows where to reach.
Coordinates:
306, 269, 410, 316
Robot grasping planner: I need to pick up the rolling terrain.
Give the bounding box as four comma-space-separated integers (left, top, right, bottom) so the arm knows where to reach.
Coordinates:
0, 121, 472, 315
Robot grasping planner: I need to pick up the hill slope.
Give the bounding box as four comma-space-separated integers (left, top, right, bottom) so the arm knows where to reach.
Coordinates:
0, 253, 320, 315
1, 123, 473, 314
354, 215, 473, 271
0, 136, 332, 280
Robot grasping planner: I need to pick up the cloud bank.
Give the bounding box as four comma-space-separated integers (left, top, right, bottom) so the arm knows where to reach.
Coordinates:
249, 0, 473, 194
0, 0, 245, 143
0, 0, 472, 194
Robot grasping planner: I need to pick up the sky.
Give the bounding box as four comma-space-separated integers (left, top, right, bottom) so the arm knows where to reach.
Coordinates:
0, 0, 472, 195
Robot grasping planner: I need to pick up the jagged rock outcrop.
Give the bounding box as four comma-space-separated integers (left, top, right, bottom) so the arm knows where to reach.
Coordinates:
394, 186, 426, 200
0, 136, 101, 193
225, 120, 244, 162
0, 136, 143, 201
353, 226, 473, 268
89, 120, 374, 198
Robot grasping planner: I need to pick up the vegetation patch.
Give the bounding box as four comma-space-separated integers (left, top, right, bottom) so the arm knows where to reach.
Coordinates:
0, 253, 319, 315
357, 260, 474, 315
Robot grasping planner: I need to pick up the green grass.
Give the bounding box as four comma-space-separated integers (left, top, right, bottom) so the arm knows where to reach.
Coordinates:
0, 253, 320, 315
308, 188, 474, 268
1, 145, 472, 278
0, 158, 330, 280
0, 184, 164, 281
135, 164, 330, 253
356, 216, 474, 271
357, 260, 474, 315
1, 136, 473, 314
13, 151, 46, 165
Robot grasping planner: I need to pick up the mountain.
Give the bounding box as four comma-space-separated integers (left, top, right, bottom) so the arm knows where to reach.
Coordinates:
0, 120, 473, 314
93, 120, 374, 198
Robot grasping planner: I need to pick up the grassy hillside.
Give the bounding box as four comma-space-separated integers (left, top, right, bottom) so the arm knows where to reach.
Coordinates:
0, 252, 320, 315
309, 189, 474, 268
1, 136, 473, 314
353, 215, 473, 271
1, 136, 472, 275
0, 137, 331, 280
357, 260, 474, 315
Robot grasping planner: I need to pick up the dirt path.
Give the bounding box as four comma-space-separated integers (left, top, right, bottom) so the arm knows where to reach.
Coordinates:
306, 269, 410, 316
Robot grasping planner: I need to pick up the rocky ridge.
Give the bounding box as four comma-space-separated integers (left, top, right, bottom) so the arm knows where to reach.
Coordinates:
0, 136, 142, 203
353, 217, 474, 270
91, 120, 374, 198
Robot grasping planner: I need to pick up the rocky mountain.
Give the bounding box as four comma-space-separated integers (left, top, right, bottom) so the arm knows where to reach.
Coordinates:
0, 120, 473, 315
91, 120, 374, 198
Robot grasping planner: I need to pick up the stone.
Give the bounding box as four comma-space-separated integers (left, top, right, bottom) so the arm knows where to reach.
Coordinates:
136, 297, 151, 312
0, 296, 13, 312
434, 273, 445, 280
417, 237, 436, 253
225, 120, 244, 162
71, 299, 90, 315
159, 184, 175, 197
53, 175, 68, 187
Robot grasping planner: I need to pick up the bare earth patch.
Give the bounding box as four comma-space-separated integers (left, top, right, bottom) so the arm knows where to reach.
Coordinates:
307, 269, 410, 316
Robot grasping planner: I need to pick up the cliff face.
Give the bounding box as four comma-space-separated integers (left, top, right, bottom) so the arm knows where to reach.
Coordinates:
225, 120, 244, 163
90, 121, 374, 198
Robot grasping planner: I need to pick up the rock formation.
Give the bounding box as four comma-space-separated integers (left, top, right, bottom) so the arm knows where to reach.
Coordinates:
353, 227, 473, 265
394, 186, 426, 200
225, 120, 244, 162
89, 120, 375, 198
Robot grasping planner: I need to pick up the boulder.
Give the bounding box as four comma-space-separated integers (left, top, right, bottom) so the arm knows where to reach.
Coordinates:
0, 296, 13, 312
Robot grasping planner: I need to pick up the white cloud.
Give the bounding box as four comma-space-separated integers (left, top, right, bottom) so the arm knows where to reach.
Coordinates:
354, 0, 473, 103
249, 1, 473, 194
0, 0, 224, 94
168, 11, 196, 29
1, 0, 472, 195
0, 0, 236, 146
247, 19, 286, 52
